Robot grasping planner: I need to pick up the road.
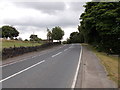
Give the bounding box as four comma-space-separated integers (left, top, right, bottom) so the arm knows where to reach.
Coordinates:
1, 44, 82, 88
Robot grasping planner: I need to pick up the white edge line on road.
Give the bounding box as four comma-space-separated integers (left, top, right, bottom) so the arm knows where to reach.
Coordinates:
0, 60, 45, 82
71, 44, 82, 89
52, 52, 62, 58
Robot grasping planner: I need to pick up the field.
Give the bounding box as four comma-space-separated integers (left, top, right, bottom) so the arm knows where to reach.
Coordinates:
1, 39, 42, 49
84, 44, 119, 87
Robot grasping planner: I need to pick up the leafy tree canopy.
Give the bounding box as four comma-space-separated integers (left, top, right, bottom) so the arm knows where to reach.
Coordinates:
80, 2, 120, 54
30, 34, 42, 42
1, 25, 19, 39
52, 26, 64, 41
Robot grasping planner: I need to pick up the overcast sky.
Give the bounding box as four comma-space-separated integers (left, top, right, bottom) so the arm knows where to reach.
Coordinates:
0, 1, 87, 40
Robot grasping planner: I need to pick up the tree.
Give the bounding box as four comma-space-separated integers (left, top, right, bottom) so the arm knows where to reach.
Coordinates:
30, 34, 38, 41
80, 2, 120, 54
30, 34, 42, 42
24, 39, 28, 41
77, 25, 84, 43
18, 37, 23, 41
52, 26, 64, 42
47, 28, 52, 42
62, 41, 67, 44
67, 31, 84, 43
1, 25, 19, 39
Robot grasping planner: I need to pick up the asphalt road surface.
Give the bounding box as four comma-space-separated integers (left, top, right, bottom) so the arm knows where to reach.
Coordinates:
1, 44, 82, 88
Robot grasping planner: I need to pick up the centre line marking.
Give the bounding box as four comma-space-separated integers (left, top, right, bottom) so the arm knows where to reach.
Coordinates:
64, 49, 68, 51
1, 55, 39, 67
0, 60, 45, 82
1, 45, 66, 67
69, 46, 72, 48
52, 52, 62, 57
1, 58, 28, 67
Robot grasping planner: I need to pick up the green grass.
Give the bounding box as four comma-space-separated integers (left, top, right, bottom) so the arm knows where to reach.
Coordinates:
1, 39, 42, 48
82, 43, 119, 87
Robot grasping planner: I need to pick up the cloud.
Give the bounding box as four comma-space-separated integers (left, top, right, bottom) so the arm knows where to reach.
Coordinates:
3, 8, 81, 28
68, 2, 86, 11
2, 2, 85, 27
0, 1, 86, 40
13, 2, 66, 14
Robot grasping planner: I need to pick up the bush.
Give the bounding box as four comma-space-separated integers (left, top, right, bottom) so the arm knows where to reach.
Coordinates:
24, 39, 28, 41
62, 41, 67, 44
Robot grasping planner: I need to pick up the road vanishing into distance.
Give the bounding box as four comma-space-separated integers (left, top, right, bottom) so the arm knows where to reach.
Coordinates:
1, 44, 82, 88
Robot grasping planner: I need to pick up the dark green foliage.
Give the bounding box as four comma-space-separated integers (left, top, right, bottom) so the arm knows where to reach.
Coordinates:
62, 41, 67, 44
14, 38, 18, 40
24, 39, 29, 41
80, 2, 120, 54
1, 25, 19, 39
67, 32, 84, 44
30, 34, 42, 42
67, 25, 84, 44
70, 32, 80, 43
52, 26, 64, 41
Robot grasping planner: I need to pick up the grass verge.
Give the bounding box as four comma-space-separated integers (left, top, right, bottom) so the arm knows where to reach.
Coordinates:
82, 43, 119, 87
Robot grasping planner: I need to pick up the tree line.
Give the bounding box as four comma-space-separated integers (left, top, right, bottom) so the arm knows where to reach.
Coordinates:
0, 25, 64, 43
67, 2, 120, 54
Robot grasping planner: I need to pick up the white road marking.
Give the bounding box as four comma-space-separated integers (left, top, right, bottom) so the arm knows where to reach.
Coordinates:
0, 60, 45, 82
64, 49, 68, 51
63, 45, 66, 47
1, 45, 66, 67
69, 46, 72, 48
32, 56, 37, 58
71, 45, 82, 89
52, 52, 62, 57
1, 55, 40, 67
1, 58, 28, 67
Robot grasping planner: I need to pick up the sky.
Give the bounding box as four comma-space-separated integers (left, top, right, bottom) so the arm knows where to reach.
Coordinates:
0, 0, 87, 41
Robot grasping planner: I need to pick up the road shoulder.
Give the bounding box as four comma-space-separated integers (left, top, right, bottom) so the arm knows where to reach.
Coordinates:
76, 45, 117, 88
